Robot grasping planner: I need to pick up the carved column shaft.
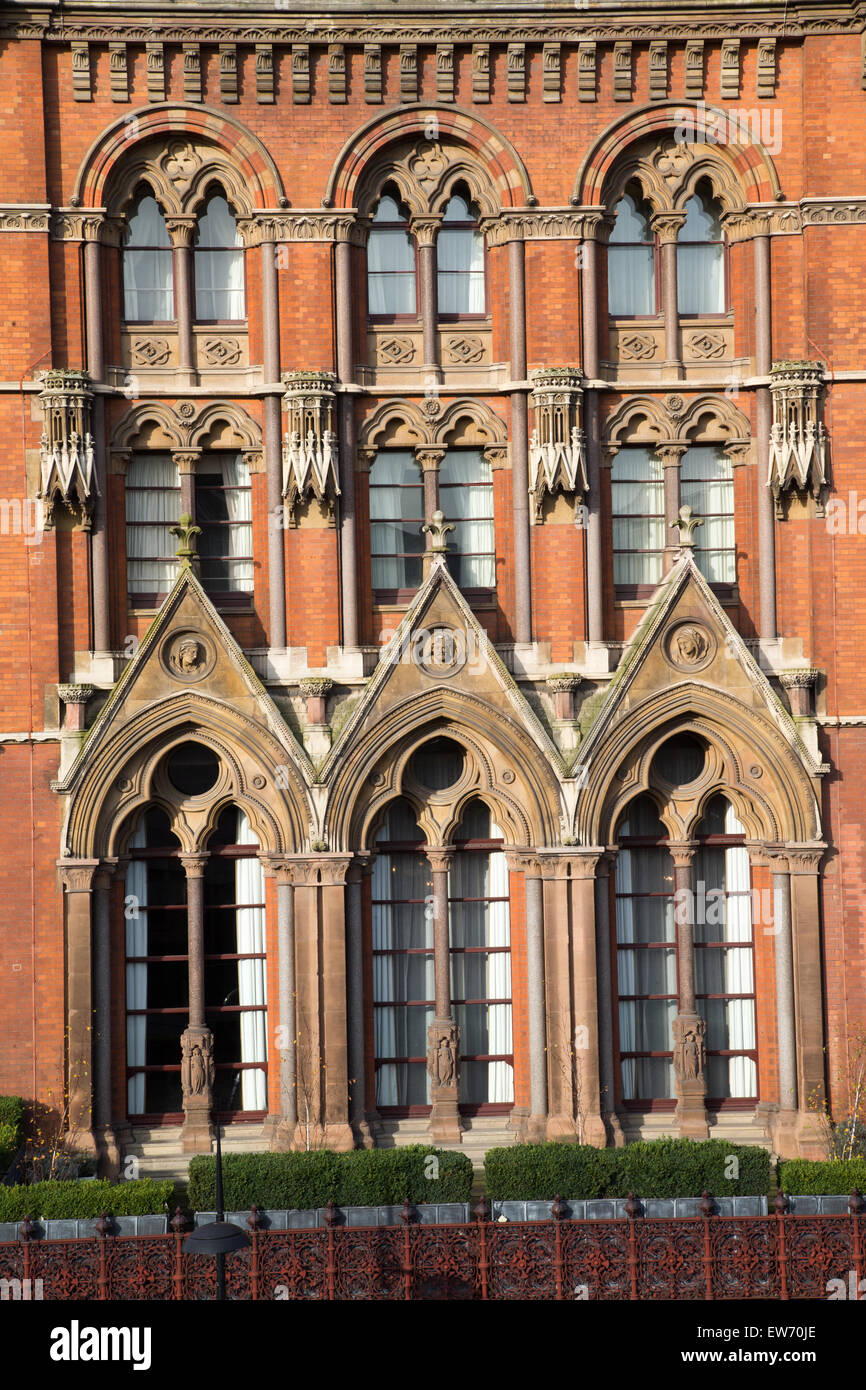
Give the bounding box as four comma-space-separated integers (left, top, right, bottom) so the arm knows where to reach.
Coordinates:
83, 241, 110, 653
594, 855, 622, 1140
427, 849, 460, 1142
524, 865, 548, 1129
277, 877, 297, 1130
93, 871, 113, 1139
183, 857, 207, 1030
508, 237, 532, 646
335, 240, 359, 651
661, 238, 681, 372
754, 231, 777, 640
262, 240, 287, 649
61, 861, 100, 1153
430, 853, 452, 1019
172, 243, 194, 375
672, 848, 697, 1015
418, 241, 438, 371
669, 844, 708, 1137
346, 865, 372, 1144
771, 863, 797, 1110
581, 236, 604, 643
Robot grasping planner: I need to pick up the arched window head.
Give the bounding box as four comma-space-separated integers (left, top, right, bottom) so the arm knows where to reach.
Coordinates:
437, 190, 486, 317
677, 189, 725, 315
367, 190, 417, 318
608, 192, 656, 317
123, 191, 173, 323
194, 192, 245, 322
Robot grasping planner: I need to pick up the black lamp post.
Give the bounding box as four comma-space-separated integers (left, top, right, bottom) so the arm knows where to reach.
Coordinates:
182, 1073, 250, 1299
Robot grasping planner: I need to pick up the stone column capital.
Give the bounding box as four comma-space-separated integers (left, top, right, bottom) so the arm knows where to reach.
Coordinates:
782, 843, 826, 875
179, 853, 209, 878
410, 215, 442, 248
415, 446, 447, 471
668, 841, 698, 868
651, 211, 687, 244
171, 449, 202, 475
292, 853, 353, 886
164, 216, 197, 249
58, 858, 100, 893
426, 848, 455, 874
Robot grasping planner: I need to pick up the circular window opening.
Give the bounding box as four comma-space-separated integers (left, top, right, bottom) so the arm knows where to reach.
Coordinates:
651, 734, 705, 786
408, 737, 465, 791
166, 743, 220, 796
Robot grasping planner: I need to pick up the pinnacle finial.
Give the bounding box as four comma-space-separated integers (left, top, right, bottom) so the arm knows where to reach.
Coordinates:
670, 504, 704, 549
421, 509, 455, 553
169, 513, 202, 569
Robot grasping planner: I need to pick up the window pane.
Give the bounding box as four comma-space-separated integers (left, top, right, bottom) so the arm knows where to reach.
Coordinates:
611, 447, 664, 586
437, 225, 485, 314
196, 195, 242, 249
126, 453, 181, 596
677, 243, 725, 314
370, 451, 424, 590
195, 454, 253, 594
681, 446, 735, 583
124, 249, 174, 321
440, 449, 495, 590
608, 246, 655, 316
368, 222, 416, 315
609, 194, 653, 244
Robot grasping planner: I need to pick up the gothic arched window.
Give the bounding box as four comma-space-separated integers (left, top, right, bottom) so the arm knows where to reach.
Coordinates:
194, 191, 245, 322
123, 191, 174, 322
608, 192, 656, 317
677, 189, 726, 315
437, 191, 486, 317
367, 191, 417, 318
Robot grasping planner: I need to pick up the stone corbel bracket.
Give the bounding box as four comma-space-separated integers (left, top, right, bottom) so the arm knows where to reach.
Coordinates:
528, 367, 588, 523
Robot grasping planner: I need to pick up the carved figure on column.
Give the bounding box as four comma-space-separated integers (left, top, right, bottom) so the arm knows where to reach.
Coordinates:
673, 1015, 706, 1082
428, 1023, 459, 1090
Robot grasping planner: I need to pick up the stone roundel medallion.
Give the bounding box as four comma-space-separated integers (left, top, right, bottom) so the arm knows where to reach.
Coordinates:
161, 629, 217, 683
415, 625, 468, 679
663, 619, 716, 674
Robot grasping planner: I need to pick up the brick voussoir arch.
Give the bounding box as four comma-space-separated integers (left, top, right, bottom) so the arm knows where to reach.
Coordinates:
324, 102, 534, 213
72, 102, 285, 213
573, 101, 782, 211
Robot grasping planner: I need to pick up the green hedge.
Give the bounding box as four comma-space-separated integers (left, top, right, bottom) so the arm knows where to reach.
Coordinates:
485, 1138, 772, 1200
779, 1158, 866, 1196
0, 1178, 174, 1222
188, 1145, 473, 1212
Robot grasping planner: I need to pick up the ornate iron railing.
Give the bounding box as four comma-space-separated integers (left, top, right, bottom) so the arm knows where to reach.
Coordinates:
1, 1194, 863, 1301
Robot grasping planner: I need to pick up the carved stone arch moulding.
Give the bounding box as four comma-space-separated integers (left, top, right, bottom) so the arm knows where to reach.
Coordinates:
111, 399, 262, 454
324, 103, 534, 216
323, 690, 561, 854
358, 397, 507, 457
607, 716, 773, 844
61, 693, 311, 860
603, 393, 751, 461
72, 103, 285, 221
574, 688, 821, 849
574, 101, 782, 217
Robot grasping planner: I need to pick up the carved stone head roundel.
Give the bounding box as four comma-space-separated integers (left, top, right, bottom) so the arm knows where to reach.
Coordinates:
664, 620, 716, 673
161, 630, 216, 683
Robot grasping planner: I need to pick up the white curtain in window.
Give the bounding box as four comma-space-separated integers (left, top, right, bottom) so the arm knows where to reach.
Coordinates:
221, 454, 254, 593
125, 824, 148, 1114
372, 829, 434, 1108
677, 198, 724, 314
608, 195, 655, 315
723, 803, 756, 1098
486, 821, 513, 1103
439, 450, 495, 589
123, 196, 174, 321
235, 810, 268, 1111
125, 453, 180, 595
437, 227, 485, 314
681, 447, 735, 584
194, 196, 245, 320
367, 227, 416, 314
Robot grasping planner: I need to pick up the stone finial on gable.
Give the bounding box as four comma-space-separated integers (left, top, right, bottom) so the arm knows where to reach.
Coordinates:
169, 514, 201, 569
670, 504, 703, 549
